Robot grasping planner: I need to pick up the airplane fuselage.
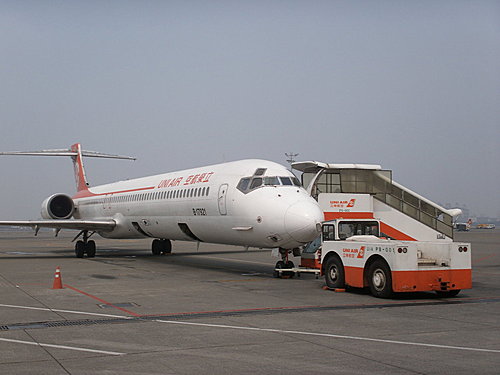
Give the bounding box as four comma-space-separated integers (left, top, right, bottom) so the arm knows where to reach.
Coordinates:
73, 159, 323, 249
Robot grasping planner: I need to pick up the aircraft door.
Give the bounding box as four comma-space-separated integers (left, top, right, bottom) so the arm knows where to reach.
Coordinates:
218, 184, 228, 215
103, 194, 112, 210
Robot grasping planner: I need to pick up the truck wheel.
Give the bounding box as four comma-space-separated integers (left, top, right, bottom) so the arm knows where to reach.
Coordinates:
368, 260, 393, 298
435, 290, 460, 298
324, 257, 345, 289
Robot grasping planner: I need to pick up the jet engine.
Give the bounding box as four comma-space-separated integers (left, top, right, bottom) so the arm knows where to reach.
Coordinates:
41, 194, 75, 219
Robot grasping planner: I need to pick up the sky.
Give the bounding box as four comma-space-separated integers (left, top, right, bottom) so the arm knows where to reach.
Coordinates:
0, 0, 498, 219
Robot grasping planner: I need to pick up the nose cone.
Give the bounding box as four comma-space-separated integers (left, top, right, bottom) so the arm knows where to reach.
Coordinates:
284, 200, 323, 243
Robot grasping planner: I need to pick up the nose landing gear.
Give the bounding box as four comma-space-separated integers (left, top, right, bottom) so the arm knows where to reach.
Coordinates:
273, 248, 295, 278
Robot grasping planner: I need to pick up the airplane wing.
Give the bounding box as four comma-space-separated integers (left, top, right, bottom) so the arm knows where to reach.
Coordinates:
0, 220, 116, 232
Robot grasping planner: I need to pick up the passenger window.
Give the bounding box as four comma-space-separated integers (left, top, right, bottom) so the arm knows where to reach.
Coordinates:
206, 187, 210, 196
279, 177, 293, 186
250, 178, 263, 189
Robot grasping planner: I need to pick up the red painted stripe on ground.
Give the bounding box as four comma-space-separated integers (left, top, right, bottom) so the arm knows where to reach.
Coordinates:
140, 295, 495, 318
475, 253, 497, 262
64, 284, 141, 317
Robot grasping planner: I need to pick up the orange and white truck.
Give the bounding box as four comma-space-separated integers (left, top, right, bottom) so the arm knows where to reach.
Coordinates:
300, 219, 472, 298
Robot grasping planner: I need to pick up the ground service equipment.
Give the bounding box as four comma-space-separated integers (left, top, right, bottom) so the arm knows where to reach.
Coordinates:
296, 219, 472, 298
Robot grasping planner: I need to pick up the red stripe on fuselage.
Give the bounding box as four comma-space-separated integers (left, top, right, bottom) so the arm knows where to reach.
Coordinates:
72, 186, 155, 199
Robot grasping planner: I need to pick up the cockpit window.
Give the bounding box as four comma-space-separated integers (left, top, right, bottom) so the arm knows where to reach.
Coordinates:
250, 177, 263, 189
264, 176, 280, 185
237, 178, 251, 192
279, 176, 293, 185
237, 174, 303, 194
254, 168, 267, 176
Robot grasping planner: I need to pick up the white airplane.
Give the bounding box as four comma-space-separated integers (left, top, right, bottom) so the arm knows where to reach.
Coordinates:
0, 144, 323, 268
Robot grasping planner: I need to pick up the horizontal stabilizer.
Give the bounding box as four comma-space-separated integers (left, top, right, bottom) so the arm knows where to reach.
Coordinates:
0, 148, 135, 160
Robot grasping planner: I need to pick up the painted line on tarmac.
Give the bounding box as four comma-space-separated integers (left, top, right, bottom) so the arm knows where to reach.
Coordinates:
1, 303, 499, 353
64, 284, 141, 317
3, 295, 500, 321
475, 253, 497, 262
0, 303, 129, 319
154, 319, 500, 354
0, 337, 124, 355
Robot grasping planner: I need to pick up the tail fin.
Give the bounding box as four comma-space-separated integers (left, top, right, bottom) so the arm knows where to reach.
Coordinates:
0, 143, 135, 192
70, 143, 90, 192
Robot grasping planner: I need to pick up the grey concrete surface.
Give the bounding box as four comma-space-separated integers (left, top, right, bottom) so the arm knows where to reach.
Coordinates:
0, 229, 499, 374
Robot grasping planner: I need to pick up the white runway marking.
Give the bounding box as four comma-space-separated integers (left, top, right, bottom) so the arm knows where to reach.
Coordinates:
2, 303, 499, 354
155, 319, 500, 354
0, 303, 128, 319
0, 337, 124, 355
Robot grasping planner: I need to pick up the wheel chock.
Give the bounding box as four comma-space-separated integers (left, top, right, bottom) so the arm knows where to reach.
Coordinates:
322, 286, 346, 292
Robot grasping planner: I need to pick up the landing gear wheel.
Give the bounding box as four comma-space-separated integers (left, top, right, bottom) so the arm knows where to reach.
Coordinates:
274, 260, 294, 278
368, 260, 393, 298
75, 240, 85, 258
285, 260, 295, 278
160, 239, 172, 254
151, 239, 162, 256
435, 290, 461, 298
86, 240, 96, 258
324, 257, 345, 289
273, 260, 286, 278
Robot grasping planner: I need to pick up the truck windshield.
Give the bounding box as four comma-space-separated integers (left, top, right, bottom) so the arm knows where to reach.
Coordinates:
338, 221, 379, 240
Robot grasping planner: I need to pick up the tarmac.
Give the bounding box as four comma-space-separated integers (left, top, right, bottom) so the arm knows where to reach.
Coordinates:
0, 228, 499, 374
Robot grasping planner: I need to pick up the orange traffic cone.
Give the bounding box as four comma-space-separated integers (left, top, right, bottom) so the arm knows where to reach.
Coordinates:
52, 266, 63, 289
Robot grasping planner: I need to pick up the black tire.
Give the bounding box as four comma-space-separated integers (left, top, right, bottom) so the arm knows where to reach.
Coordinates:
152, 239, 161, 255
86, 240, 96, 258
368, 259, 393, 298
324, 256, 345, 289
285, 260, 295, 278
274, 260, 286, 278
75, 241, 85, 258
435, 290, 461, 298
160, 239, 172, 254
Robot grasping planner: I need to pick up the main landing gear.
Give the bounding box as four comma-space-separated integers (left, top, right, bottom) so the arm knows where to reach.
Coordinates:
74, 231, 96, 258
151, 239, 172, 255
273, 248, 295, 278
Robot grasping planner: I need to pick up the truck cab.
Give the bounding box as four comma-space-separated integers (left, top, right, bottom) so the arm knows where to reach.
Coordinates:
301, 219, 379, 269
